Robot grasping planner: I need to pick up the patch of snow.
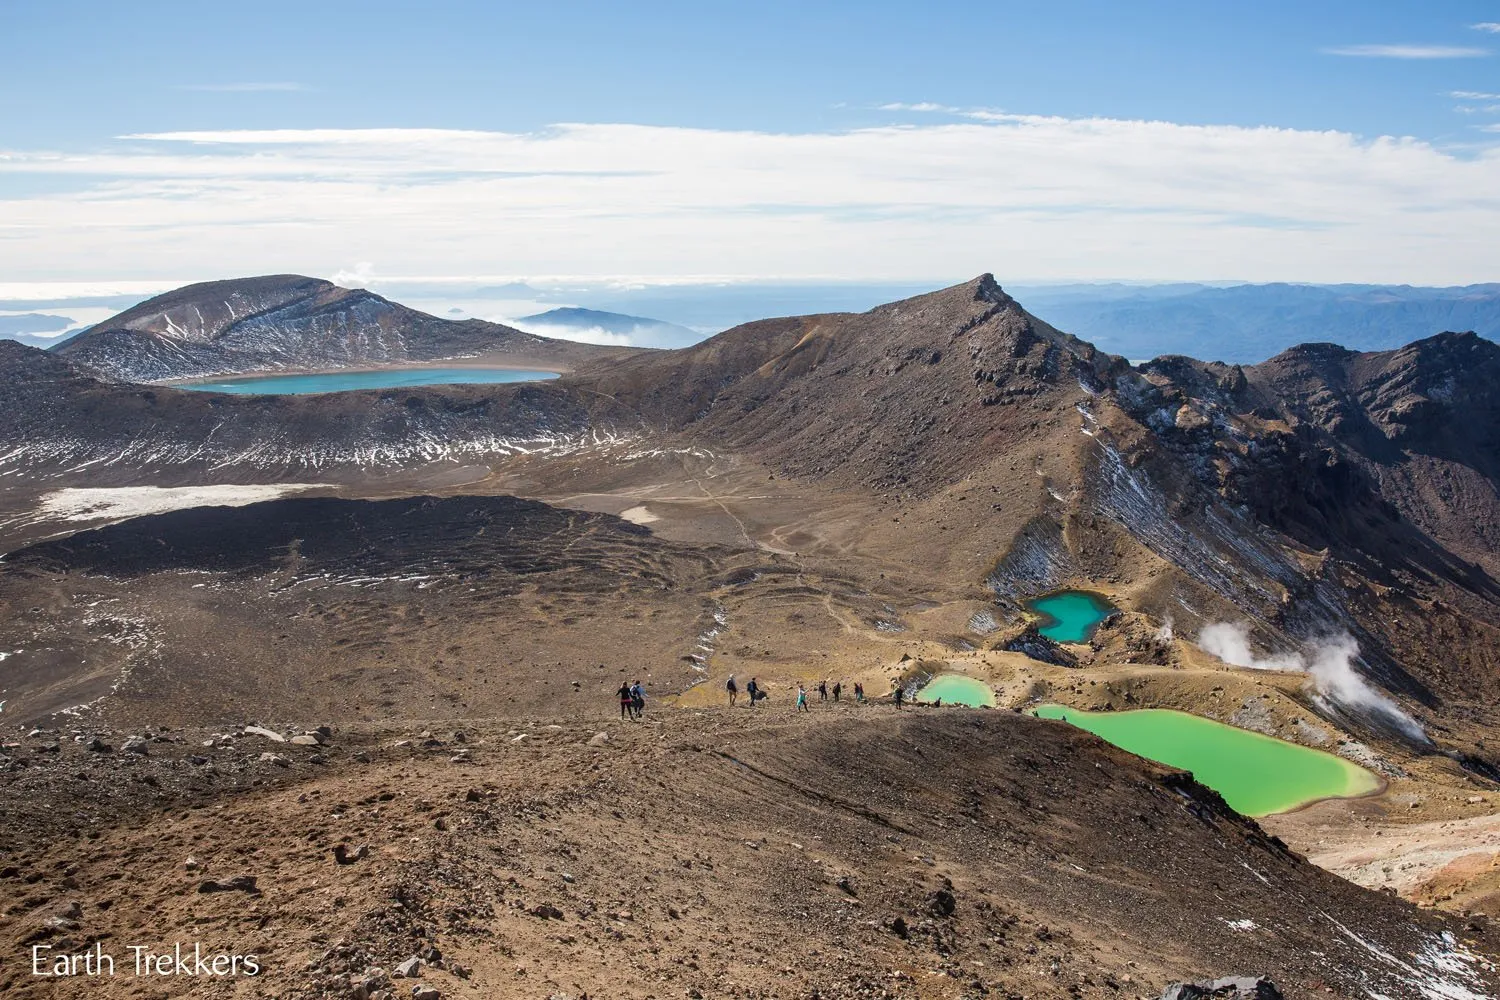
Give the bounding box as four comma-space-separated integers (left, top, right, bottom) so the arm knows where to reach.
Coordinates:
35, 484, 322, 523
620, 505, 658, 524
687, 604, 729, 671
1324, 913, 1495, 1000
1239, 861, 1272, 886
967, 610, 998, 635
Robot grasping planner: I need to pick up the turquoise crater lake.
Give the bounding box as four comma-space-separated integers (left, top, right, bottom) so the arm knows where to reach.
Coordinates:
1026, 590, 1115, 643
173, 368, 560, 395
1033, 704, 1380, 816
915, 674, 996, 707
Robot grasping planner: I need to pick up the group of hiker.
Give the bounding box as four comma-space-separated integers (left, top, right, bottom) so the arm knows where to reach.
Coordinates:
616, 680, 648, 719
725, 674, 769, 707
614, 671, 907, 719
728, 674, 872, 712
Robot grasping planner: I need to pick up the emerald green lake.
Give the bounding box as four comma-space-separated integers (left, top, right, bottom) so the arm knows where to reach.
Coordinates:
915, 674, 996, 707
174, 367, 559, 395
1027, 591, 1114, 643
1034, 705, 1380, 816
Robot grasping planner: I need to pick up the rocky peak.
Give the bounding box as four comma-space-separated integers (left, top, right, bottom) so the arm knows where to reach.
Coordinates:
96, 274, 341, 344
974, 272, 1012, 306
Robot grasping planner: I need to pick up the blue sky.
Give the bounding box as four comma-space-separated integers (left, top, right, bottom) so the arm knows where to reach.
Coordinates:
1, 0, 1497, 292
4, 1, 1497, 141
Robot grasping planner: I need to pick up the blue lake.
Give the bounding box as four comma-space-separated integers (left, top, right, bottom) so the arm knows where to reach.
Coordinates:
174, 368, 560, 395
1026, 590, 1115, 643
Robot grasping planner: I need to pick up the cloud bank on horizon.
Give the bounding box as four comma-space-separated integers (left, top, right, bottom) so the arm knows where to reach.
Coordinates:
2, 112, 1499, 289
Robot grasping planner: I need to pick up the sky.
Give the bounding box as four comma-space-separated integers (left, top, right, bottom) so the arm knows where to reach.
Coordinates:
2, 0, 1499, 302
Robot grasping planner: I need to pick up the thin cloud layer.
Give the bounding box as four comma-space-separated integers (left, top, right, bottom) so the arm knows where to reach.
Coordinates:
1323, 44, 1490, 59
178, 82, 308, 92
2, 115, 1499, 284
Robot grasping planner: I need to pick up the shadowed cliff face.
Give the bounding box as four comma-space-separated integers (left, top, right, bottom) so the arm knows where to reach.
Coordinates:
53, 274, 628, 382
1249, 333, 1500, 571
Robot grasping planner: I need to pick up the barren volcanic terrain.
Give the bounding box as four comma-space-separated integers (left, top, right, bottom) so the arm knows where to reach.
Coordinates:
1, 276, 1498, 999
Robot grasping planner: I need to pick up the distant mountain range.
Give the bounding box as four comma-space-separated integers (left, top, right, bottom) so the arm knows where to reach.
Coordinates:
50, 275, 633, 381
1010, 282, 1500, 363
513, 306, 702, 349
0, 312, 75, 349
9, 279, 1499, 365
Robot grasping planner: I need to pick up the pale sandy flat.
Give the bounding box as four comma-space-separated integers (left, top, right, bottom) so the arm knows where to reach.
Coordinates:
619, 504, 659, 524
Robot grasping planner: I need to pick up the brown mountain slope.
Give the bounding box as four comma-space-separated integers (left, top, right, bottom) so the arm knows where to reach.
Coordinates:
575, 274, 1122, 492
2, 711, 1494, 1000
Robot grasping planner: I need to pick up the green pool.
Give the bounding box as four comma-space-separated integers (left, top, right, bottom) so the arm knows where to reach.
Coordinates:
915, 674, 996, 707
1026, 591, 1115, 643
1033, 705, 1380, 816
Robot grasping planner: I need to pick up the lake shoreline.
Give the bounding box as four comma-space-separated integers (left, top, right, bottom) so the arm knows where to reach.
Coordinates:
1033, 703, 1382, 817
157, 353, 570, 387
168, 366, 562, 395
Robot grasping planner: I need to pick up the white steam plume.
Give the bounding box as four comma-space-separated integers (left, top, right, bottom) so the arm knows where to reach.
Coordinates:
1197, 622, 1427, 742
1197, 621, 1302, 671
1303, 633, 1428, 744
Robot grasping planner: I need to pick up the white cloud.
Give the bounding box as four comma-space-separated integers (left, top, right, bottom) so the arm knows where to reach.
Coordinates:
0, 280, 187, 300
878, 102, 961, 113
2, 116, 1500, 285
1452, 90, 1500, 100
1472, 22, 1500, 33
878, 102, 1011, 122
330, 261, 377, 287
508, 322, 636, 347
179, 82, 307, 92
1323, 44, 1489, 58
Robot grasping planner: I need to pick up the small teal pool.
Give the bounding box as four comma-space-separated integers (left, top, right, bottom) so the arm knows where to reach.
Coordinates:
1027, 590, 1115, 643
915, 674, 996, 707
174, 367, 559, 395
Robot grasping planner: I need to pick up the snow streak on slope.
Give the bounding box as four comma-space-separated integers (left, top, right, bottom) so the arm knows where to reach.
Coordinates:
0, 427, 644, 481
1089, 443, 1300, 611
